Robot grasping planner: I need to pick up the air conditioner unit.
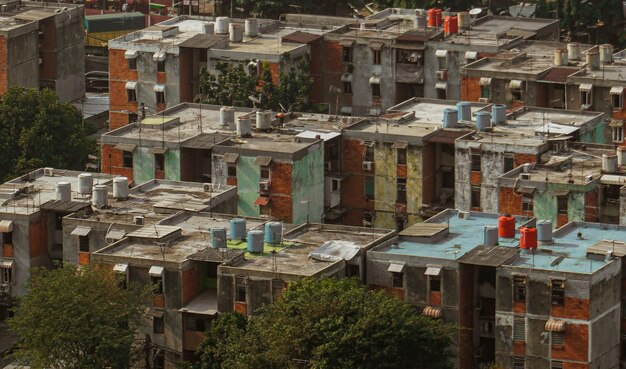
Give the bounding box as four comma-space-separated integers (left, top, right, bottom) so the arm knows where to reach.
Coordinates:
458, 211, 470, 219
436, 70, 447, 80
259, 181, 270, 191
43, 167, 54, 176
202, 183, 212, 192
133, 215, 144, 226
362, 161, 373, 171
478, 97, 490, 103
324, 161, 331, 171
0, 284, 10, 294
520, 173, 531, 180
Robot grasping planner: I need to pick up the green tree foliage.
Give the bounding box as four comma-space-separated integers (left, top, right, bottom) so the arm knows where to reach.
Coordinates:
258, 63, 279, 110
234, 0, 365, 17
195, 278, 455, 369
278, 61, 313, 112
8, 264, 149, 369
0, 87, 95, 181
196, 62, 259, 107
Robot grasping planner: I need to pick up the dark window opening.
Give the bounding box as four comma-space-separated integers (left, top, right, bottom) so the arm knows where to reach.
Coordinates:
471, 186, 481, 209
123, 151, 133, 168
343, 81, 352, 94
342, 47, 352, 63
551, 280, 565, 306
260, 166, 270, 180
151, 276, 163, 295
79, 236, 89, 253
364, 142, 374, 161
504, 155, 515, 172
522, 194, 533, 213
372, 83, 381, 98
236, 284, 246, 302
373, 49, 381, 65
364, 176, 374, 199
154, 154, 165, 172
156, 91, 165, 104
513, 276, 526, 301
157, 60, 165, 72
129, 113, 139, 123
128, 58, 137, 70
153, 316, 164, 334
430, 276, 441, 292
471, 153, 481, 172
127, 89, 136, 102
557, 196, 568, 215
2, 231, 12, 245
227, 165, 237, 178
391, 272, 403, 288
346, 264, 360, 278
396, 178, 407, 204
397, 148, 407, 165
185, 316, 207, 332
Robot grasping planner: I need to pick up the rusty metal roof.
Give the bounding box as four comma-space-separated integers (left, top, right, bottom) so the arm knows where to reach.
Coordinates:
187, 248, 243, 262
39, 200, 90, 213
457, 245, 519, 266
178, 34, 226, 49
539, 67, 578, 83
425, 129, 472, 144
281, 31, 322, 44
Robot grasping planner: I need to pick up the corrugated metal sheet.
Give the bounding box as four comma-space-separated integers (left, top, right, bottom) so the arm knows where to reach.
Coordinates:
39, 200, 89, 213
178, 34, 226, 49
281, 31, 322, 44
308, 240, 360, 262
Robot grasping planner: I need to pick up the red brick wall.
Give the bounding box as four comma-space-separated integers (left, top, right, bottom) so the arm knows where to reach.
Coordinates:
551, 323, 589, 362
309, 40, 323, 103
552, 297, 589, 320
29, 218, 47, 259
514, 153, 537, 167
78, 252, 90, 265
512, 341, 525, 356
499, 187, 522, 215
182, 266, 199, 306
584, 189, 599, 222
234, 302, 247, 315
270, 163, 293, 222
341, 139, 374, 226
109, 49, 139, 130
461, 76, 481, 102
323, 40, 344, 107
101, 144, 134, 181
0, 37, 7, 94
178, 48, 194, 103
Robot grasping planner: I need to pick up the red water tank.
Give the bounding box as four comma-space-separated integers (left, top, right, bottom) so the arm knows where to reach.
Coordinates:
445, 16, 458, 34
427, 9, 437, 27
520, 227, 538, 250
434, 9, 442, 27
498, 216, 515, 238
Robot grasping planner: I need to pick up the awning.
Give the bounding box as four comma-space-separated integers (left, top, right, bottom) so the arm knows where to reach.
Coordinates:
254, 196, 270, 206
435, 49, 448, 58
341, 73, 353, 83
254, 156, 272, 166
369, 76, 380, 85
609, 120, 624, 128
222, 153, 239, 164
340, 106, 352, 115
154, 84, 165, 93
600, 174, 626, 185
610, 86, 624, 95
106, 229, 127, 241
387, 262, 405, 273
579, 83, 593, 92
509, 80, 523, 89
124, 49, 138, 59
369, 41, 384, 51
153, 51, 166, 62
465, 51, 478, 60
435, 82, 447, 90
479, 77, 492, 86
0, 259, 13, 268
553, 189, 569, 196
424, 266, 442, 276
0, 220, 13, 233
467, 142, 482, 150
71, 226, 91, 237
391, 141, 408, 149
125, 81, 137, 90
113, 263, 128, 273
113, 143, 136, 152
148, 147, 168, 154
423, 306, 442, 318
545, 319, 566, 332
149, 265, 164, 277
339, 39, 354, 47
517, 186, 536, 194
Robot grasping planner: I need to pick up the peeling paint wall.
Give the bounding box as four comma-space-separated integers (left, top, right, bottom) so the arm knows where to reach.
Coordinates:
133, 147, 154, 183
235, 156, 261, 218
292, 146, 324, 224
374, 142, 396, 229
455, 148, 471, 211
406, 146, 423, 226
165, 150, 181, 181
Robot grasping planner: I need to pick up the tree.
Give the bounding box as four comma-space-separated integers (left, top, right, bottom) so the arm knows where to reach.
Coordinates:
8, 264, 149, 369
258, 63, 279, 110
278, 61, 313, 113
0, 87, 95, 181
195, 278, 455, 369
195, 63, 259, 108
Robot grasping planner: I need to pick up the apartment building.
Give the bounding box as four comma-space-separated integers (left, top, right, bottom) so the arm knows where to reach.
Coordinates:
367, 209, 623, 369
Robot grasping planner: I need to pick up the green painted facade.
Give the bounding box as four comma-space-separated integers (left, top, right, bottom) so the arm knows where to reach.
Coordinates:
165, 150, 181, 180
133, 148, 181, 183
579, 121, 606, 144
532, 183, 592, 226
292, 146, 324, 224
236, 156, 261, 217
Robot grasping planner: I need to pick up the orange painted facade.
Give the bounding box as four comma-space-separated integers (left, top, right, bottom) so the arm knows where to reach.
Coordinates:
341, 139, 375, 226
182, 266, 199, 306
78, 251, 90, 265
101, 144, 134, 181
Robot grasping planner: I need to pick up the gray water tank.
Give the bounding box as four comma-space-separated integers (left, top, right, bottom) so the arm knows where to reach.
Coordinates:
537, 220, 553, 244
475, 111, 491, 131
211, 227, 227, 249
220, 106, 235, 129
247, 230, 264, 253
442, 108, 458, 128
78, 173, 93, 194
229, 218, 247, 240
491, 104, 506, 125
483, 226, 498, 246
92, 185, 108, 208
264, 222, 283, 244
457, 101, 472, 121
56, 182, 71, 201
113, 177, 129, 199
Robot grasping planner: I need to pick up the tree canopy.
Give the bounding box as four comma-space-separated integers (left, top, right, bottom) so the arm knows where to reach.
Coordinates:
8, 264, 149, 369
0, 87, 95, 182
195, 277, 454, 369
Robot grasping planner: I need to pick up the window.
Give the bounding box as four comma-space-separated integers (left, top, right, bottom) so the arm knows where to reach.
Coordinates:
397, 49, 422, 65
156, 91, 165, 104
260, 166, 270, 180
346, 264, 360, 278
123, 151, 133, 168
342, 47, 352, 63
611, 90, 624, 109
79, 236, 89, 253
397, 148, 407, 165
154, 353, 165, 369
2, 231, 12, 245
396, 178, 407, 203
157, 60, 165, 72
364, 176, 374, 199
129, 113, 139, 123
371, 83, 381, 98
227, 164, 237, 178
154, 154, 164, 172
343, 81, 352, 94
331, 179, 340, 192
513, 276, 526, 301
391, 272, 403, 288
153, 316, 164, 334
436, 87, 447, 100
471, 186, 481, 209
551, 280, 565, 306
364, 142, 374, 161
185, 316, 207, 332
513, 316, 525, 341
511, 88, 522, 101
373, 49, 381, 65
513, 356, 525, 369
396, 216, 406, 232
552, 331, 564, 347
471, 153, 481, 171
437, 56, 447, 70
522, 194, 533, 213
551, 361, 564, 369
0, 264, 12, 284
127, 88, 137, 102
128, 58, 137, 70
235, 284, 246, 302
429, 276, 441, 292
151, 276, 163, 295
613, 126, 624, 143
580, 88, 592, 107
557, 196, 568, 215
480, 85, 491, 99
504, 155, 515, 172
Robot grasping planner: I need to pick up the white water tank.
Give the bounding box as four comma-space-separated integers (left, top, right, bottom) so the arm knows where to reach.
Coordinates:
245, 19, 259, 37
256, 110, 272, 130
600, 44, 613, 64
78, 173, 93, 195
236, 117, 252, 138
229, 23, 243, 42
618, 147, 626, 167
215, 17, 230, 34
203, 22, 215, 34
220, 106, 236, 129
554, 48, 567, 66
603, 153, 618, 173
56, 182, 71, 201
457, 11, 470, 29
92, 185, 108, 208
113, 177, 129, 200
586, 48, 600, 70
567, 43, 580, 60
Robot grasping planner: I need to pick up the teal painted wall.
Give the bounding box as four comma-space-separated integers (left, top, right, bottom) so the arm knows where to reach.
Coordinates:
533, 184, 590, 226
165, 150, 181, 181
292, 145, 324, 224
133, 147, 154, 183
579, 121, 606, 144
236, 156, 261, 217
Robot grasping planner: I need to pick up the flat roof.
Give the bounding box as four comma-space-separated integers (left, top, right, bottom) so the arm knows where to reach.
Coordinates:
387, 98, 489, 125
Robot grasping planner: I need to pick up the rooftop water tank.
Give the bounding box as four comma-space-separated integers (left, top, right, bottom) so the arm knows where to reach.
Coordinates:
264, 222, 282, 244
247, 230, 264, 253
229, 218, 247, 241
215, 17, 230, 34
457, 11, 470, 29
554, 48, 568, 66
414, 13, 427, 29
113, 177, 129, 200
491, 104, 506, 125
229, 23, 243, 42
203, 22, 215, 34
618, 147, 626, 167
457, 101, 472, 121
56, 181, 71, 201
603, 153, 618, 173
245, 18, 259, 37
211, 227, 227, 249
567, 43, 580, 60
236, 117, 252, 138
442, 108, 458, 128
520, 227, 537, 252
220, 106, 235, 129
92, 185, 108, 208
483, 226, 498, 247
600, 44, 613, 64
586, 48, 600, 70
256, 110, 272, 130
444, 16, 458, 35
475, 111, 491, 131
78, 173, 93, 195
536, 220, 553, 244
498, 215, 515, 238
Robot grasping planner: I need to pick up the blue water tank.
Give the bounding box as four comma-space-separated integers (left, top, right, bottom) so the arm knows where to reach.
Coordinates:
492, 104, 506, 125
229, 218, 247, 240
247, 230, 264, 253
211, 228, 227, 249
475, 111, 491, 131
442, 108, 458, 128
457, 101, 472, 121
264, 222, 283, 244
537, 220, 553, 243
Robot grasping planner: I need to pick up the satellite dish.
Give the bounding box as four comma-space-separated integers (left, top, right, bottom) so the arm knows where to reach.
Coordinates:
469, 8, 483, 16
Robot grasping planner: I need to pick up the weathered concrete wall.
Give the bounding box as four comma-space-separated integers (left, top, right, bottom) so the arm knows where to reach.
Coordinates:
49, 7, 85, 102
455, 148, 471, 211
292, 145, 324, 223
349, 43, 395, 116
5, 29, 39, 92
